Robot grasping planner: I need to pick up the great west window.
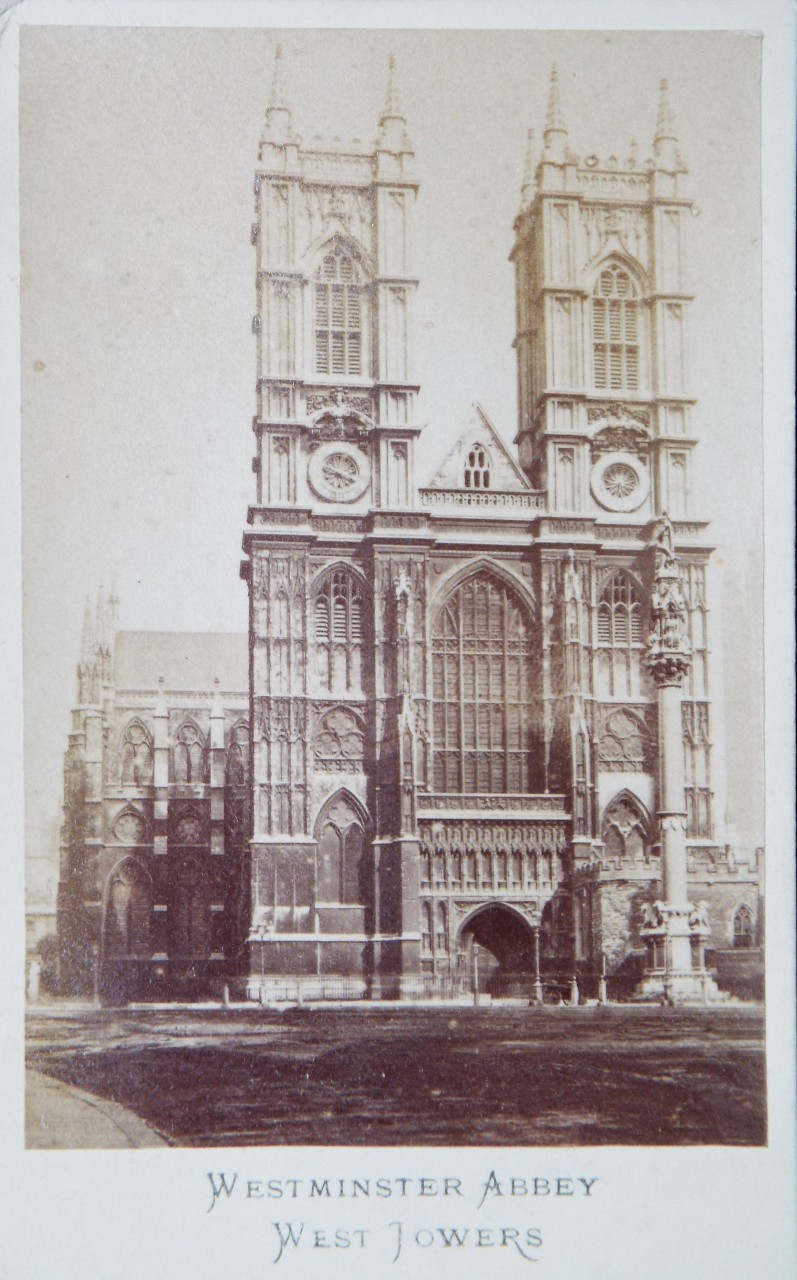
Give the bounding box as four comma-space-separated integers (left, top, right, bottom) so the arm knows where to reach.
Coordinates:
431, 574, 533, 793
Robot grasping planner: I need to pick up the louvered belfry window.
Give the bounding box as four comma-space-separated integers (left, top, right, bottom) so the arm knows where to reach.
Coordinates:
315, 244, 363, 377
592, 265, 640, 391
431, 574, 533, 793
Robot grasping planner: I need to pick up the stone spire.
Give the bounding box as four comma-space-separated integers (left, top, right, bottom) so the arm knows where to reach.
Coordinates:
79, 595, 94, 663
95, 585, 108, 653
262, 43, 293, 145
543, 65, 569, 162
653, 78, 682, 171
519, 128, 536, 208
377, 54, 411, 155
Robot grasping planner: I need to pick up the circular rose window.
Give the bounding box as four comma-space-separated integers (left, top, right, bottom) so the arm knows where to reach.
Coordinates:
590, 451, 649, 513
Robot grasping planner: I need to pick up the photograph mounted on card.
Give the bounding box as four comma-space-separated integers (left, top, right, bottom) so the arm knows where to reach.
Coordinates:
21, 24, 766, 1157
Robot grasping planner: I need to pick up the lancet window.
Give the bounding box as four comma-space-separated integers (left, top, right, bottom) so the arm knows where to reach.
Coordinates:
431, 573, 533, 793
173, 721, 207, 784
592, 264, 640, 391
314, 243, 366, 377
464, 444, 491, 490
596, 571, 645, 699
120, 720, 153, 786
733, 904, 755, 950
225, 721, 249, 786
316, 796, 367, 905
104, 859, 152, 958
601, 793, 650, 864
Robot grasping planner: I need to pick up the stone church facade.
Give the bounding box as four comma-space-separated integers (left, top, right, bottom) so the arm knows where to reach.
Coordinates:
57, 59, 762, 1004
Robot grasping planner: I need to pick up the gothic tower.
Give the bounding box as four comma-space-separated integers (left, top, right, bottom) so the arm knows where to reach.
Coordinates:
511, 70, 722, 988
243, 52, 426, 999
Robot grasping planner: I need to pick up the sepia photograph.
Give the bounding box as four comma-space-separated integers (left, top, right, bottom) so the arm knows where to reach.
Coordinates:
5, 3, 795, 1277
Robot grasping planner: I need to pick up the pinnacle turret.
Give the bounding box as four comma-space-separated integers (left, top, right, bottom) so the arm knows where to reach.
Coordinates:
376, 55, 411, 156
543, 65, 569, 162
519, 129, 536, 208
653, 78, 685, 171
261, 43, 294, 146
79, 595, 94, 663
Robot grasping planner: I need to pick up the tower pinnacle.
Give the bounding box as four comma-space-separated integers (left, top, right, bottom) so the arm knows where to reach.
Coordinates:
377, 55, 411, 156
543, 65, 569, 162
653, 78, 684, 171
520, 129, 536, 208
79, 596, 94, 663
262, 43, 294, 146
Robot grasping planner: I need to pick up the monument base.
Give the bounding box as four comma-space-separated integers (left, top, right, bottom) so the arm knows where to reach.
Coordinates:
634, 967, 725, 1005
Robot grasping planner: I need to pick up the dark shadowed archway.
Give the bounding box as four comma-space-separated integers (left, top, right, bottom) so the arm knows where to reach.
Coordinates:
460, 904, 536, 995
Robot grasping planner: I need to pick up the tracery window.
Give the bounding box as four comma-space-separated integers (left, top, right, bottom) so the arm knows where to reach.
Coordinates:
601, 793, 650, 864
314, 568, 364, 691
597, 708, 651, 771
464, 444, 491, 490
592, 265, 640, 391
596, 571, 645, 699
104, 859, 152, 958
431, 573, 533, 793
316, 796, 367, 905
314, 243, 365, 377
733, 904, 755, 950
173, 721, 207, 784
120, 719, 153, 786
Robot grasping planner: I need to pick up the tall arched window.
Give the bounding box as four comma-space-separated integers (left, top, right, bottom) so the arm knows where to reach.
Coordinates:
314, 568, 364, 692
733, 904, 755, 950
592, 264, 640, 391
596, 571, 646, 699
120, 719, 153, 786
225, 721, 249, 786
104, 859, 152, 958
314, 243, 366, 377
173, 721, 207, 784
431, 573, 533, 793
601, 793, 650, 864
315, 795, 368, 905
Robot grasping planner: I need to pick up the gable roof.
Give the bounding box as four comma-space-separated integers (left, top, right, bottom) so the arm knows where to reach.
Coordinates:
424, 403, 533, 492
114, 631, 248, 692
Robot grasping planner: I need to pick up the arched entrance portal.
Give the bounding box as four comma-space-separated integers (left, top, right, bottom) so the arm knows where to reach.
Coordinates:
460, 905, 536, 998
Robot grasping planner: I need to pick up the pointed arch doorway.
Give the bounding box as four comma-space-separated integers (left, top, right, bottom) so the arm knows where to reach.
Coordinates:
459, 904, 536, 999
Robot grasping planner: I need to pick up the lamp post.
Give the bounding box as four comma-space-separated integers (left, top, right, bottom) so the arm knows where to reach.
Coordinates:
532, 926, 543, 1006
472, 942, 481, 1007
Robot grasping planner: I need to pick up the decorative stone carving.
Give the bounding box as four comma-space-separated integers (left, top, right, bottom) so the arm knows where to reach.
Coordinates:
113, 807, 146, 844
598, 708, 652, 771
171, 806, 205, 845
314, 707, 365, 770
646, 515, 692, 686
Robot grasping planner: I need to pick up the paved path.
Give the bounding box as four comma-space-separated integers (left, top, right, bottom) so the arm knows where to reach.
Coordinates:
26, 1069, 169, 1149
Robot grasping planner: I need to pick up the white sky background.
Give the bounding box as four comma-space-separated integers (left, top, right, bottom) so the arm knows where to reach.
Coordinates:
20, 27, 763, 892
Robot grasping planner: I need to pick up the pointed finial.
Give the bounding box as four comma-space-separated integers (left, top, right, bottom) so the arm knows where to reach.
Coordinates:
80, 595, 94, 662
269, 43, 285, 109
155, 675, 167, 715
628, 138, 639, 170
383, 53, 403, 119
211, 675, 223, 717
654, 78, 677, 144
95, 584, 107, 652
543, 64, 569, 162
545, 64, 566, 134
520, 129, 536, 207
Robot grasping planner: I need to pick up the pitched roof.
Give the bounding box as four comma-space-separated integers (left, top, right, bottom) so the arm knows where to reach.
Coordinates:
113, 631, 248, 692
424, 403, 533, 492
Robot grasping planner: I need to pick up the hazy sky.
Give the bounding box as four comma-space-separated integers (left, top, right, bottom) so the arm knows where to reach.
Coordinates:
20, 26, 763, 893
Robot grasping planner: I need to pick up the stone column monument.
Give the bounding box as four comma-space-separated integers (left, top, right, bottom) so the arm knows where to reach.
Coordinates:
637, 516, 719, 1003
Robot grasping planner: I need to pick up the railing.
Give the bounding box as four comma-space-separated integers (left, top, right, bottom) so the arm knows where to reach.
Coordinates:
418, 794, 568, 814
420, 489, 546, 511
